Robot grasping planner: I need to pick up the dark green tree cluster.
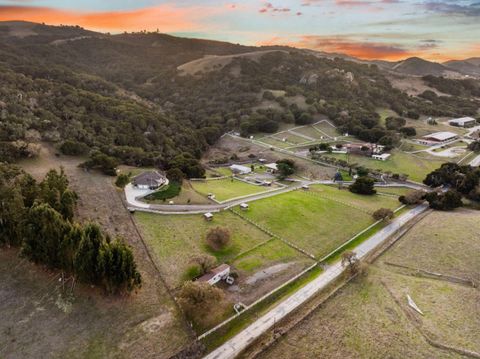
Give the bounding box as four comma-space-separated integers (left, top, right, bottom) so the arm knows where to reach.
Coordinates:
424, 190, 463, 211
423, 163, 480, 205
349, 176, 376, 195
0, 164, 141, 293
276, 159, 295, 179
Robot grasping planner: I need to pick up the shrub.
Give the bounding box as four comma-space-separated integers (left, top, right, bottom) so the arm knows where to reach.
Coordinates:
399, 190, 425, 205
178, 281, 225, 322
115, 173, 130, 188
372, 208, 394, 221
206, 227, 231, 251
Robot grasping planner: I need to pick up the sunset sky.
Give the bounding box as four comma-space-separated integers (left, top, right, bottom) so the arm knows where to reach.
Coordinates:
1, 0, 479, 61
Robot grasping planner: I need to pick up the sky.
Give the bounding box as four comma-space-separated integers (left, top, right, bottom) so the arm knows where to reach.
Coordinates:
0, 0, 479, 61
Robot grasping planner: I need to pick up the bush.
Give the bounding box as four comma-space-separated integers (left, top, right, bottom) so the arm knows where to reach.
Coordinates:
115, 173, 130, 188
276, 158, 295, 179
349, 177, 376, 195
372, 208, 394, 221
59, 140, 90, 156
206, 227, 231, 251
399, 190, 425, 205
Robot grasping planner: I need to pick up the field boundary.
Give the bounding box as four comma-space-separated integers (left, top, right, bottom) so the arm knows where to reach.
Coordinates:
384, 261, 478, 288
382, 280, 480, 359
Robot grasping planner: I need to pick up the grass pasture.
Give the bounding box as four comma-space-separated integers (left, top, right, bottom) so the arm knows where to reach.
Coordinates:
136, 211, 285, 288
322, 150, 444, 182
313, 121, 339, 138
290, 125, 325, 140
191, 178, 270, 202
259, 209, 480, 359
240, 186, 398, 258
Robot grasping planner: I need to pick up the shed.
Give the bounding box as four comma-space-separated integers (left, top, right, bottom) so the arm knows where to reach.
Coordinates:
230, 164, 252, 175
240, 203, 249, 210
372, 153, 391, 161
204, 212, 213, 221
197, 264, 231, 285
420, 132, 458, 144
265, 163, 278, 173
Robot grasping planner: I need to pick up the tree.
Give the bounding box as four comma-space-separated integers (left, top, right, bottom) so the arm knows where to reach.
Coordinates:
206, 227, 231, 251
356, 166, 369, 177
74, 223, 106, 284
341, 251, 360, 276
399, 127, 416, 137
59, 140, 90, 156
102, 239, 142, 293
349, 177, 376, 195
115, 173, 130, 188
178, 281, 225, 322
276, 159, 295, 179
22, 203, 70, 268
372, 208, 394, 221
166, 167, 184, 184
425, 190, 463, 211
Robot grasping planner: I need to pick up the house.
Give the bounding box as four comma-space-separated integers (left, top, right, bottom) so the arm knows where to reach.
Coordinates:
230, 164, 252, 175
132, 171, 167, 190
448, 117, 477, 128
372, 153, 391, 161
418, 131, 458, 145
345, 143, 384, 156
265, 163, 278, 173
204, 212, 213, 221
240, 203, 249, 210
197, 264, 231, 285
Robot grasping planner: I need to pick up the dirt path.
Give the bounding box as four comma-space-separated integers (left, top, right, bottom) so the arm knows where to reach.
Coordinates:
8, 144, 193, 359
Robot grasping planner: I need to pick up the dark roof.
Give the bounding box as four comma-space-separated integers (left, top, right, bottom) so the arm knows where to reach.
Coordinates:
132, 171, 165, 186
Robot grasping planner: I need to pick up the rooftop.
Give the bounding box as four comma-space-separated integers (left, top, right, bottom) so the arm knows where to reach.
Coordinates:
422, 131, 458, 141
132, 171, 166, 186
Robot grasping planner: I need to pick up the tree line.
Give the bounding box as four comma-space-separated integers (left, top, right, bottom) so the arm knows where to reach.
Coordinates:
0, 164, 141, 293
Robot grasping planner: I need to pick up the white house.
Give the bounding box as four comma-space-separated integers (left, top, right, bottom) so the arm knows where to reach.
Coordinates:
448, 117, 477, 128
230, 164, 252, 175
372, 153, 391, 161
132, 171, 168, 190
197, 264, 231, 285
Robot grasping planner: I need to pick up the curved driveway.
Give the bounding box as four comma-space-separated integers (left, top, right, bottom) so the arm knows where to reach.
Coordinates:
125, 181, 427, 214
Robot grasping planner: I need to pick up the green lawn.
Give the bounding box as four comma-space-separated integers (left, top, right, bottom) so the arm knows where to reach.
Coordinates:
290, 125, 324, 140
232, 239, 310, 273
258, 136, 292, 149
375, 186, 413, 197
313, 121, 339, 138
322, 150, 444, 182
240, 189, 382, 258
273, 132, 309, 144
310, 185, 401, 212
191, 178, 269, 202
135, 211, 279, 288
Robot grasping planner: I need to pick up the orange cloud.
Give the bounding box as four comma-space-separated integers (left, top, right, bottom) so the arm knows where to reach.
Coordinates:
0, 5, 218, 33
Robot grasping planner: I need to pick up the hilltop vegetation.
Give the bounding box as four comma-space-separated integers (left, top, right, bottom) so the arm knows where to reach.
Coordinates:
0, 21, 479, 176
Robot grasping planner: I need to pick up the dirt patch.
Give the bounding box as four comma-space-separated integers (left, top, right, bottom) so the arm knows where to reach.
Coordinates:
245, 263, 293, 285
387, 73, 450, 97
177, 50, 287, 76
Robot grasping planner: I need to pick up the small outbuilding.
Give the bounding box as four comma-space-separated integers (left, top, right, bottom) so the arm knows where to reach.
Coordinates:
372, 153, 391, 161
448, 117, 477, 128
197, 264, 231, 286
265, 163, 278, 173
230, 164, 252, 175
204, 212, 214, 221
132, 171, 167, 190
240, 203, 249, 210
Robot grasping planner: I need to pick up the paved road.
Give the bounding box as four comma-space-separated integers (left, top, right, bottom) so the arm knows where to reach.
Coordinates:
203, 203, 429, 359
